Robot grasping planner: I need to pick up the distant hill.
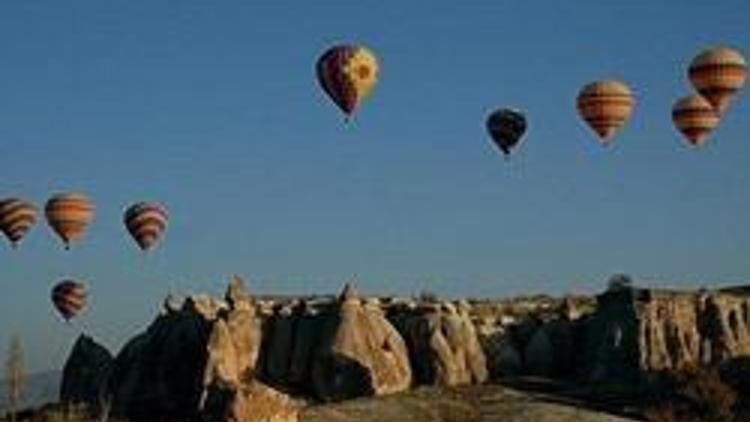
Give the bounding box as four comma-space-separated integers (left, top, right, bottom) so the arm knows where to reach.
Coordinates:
719, 285, 750, 295
0, 371, 60, 413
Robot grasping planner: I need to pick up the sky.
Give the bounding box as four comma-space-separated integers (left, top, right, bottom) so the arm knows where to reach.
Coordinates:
0, 1, 749, 372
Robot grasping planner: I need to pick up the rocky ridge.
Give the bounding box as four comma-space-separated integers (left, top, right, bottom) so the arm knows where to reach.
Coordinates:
59, 276, 750, 421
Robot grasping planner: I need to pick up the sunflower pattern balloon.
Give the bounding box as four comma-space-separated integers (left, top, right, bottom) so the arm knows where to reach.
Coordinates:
316, 44, 379, 118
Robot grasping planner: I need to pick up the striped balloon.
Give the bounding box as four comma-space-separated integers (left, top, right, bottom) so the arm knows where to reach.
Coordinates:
672, 94, 720, 148
689, 46, 747, 115
124, 202, 168, 251
0, 198, 37, 248
45, 192, 95, 249
51, 279, 88, 321
576, 80, 635, 145
316, 44, 379, 117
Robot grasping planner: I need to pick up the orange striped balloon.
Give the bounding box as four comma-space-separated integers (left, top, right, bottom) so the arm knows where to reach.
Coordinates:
672, 94, 720, 148
124, 202, 168, 251
45, 192, 95, 249
576, 80, 635, 145
688, 46, 747, 115
51, 279, 88, 321
0, 198, 37, 248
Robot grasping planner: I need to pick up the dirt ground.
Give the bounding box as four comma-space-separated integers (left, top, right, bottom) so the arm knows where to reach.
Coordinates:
302, 383, 642, 422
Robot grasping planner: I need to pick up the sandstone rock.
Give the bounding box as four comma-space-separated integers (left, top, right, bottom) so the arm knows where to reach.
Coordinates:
205, 319, 242, 387
163, 293, 185, 314
311, 284, 412, 401
202, 380, 298, 422
220, 277, 263, 379
108, 308, 212, 421
186, 294, 228, 320
456, 299, 472, 315
363, 297, 381, 309
108, 277, 264, 421
262, 305, 297, 384
524, 326, 554, 377
287, 304, 322, 387
60, 334, 113, 407
479, 329, 522, 379
522, 319, 576, 378
339, 283, 359, 302
226, 275, 253, 311
581, 286, 750, 383
260, 301, 329, 393
392, 302, 488, 386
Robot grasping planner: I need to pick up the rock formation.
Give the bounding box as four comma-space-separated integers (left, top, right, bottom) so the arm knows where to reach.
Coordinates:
581, 285, 750, 383
59, 334, 113, 407
310, 283, 413, 401
107, 297, 213, 420
101, 276, 296, 421
58, 274, 750, 420
202, 380, 299, 422
391, 302, 488, 386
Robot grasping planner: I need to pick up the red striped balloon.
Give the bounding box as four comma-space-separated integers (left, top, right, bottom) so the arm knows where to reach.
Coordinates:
0, 198, 37, 248
51, 280, 88, 321
672, 94, 720, 148
688, 46, 747, 115
124, 202, 168, 251
45, 192, 95, 249
576, 80, 635, 145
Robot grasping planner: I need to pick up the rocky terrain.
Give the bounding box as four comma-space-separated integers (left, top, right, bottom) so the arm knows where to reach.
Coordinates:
302, 384, 639, 422
6, 275, 749, 421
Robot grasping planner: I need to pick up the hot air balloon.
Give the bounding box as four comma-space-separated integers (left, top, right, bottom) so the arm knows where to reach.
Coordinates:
45, 192, 95, 250
124, 202, 168, 251
576, 80, 635, 145
0, 198, 37, 248
486, 108, 527, 158
51, 279, 88, 321
688, 46, 747, 114
672, 94, 720, 147
316, 44, 379, 118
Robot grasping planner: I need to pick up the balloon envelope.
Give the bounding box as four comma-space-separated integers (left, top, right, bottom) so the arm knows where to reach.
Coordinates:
45, 192, 95, 249
316, 44, 379, 117
51, 280, 88, 321
672, 94, 720, 147
124, 202, 168, 251
576, 80, 634, 145
689, 46, 747, 114
0, 198, 37, 248
486, 108, 527, 156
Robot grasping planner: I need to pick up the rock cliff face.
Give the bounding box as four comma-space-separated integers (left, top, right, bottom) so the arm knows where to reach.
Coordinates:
107, 296, 214, 420
59, 276, 750, 421
310, 284, 412, 401
581, 286, 750, 382
390, 302, 488, 386
101, 276, 296, 422
59, 335, 113, 406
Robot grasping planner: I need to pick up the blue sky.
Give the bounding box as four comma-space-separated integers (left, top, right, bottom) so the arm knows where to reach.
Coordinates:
1, 1, 749, 371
